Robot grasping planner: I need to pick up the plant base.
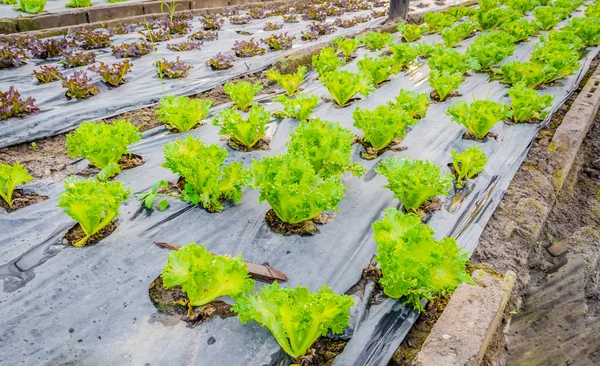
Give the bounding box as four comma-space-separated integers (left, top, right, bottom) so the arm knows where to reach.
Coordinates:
228, 137, 270, 152
462, 131, 500, 142
0, 189, 48, 213
148, 276, 235, 324
430, 90, 461, 103
78, 153, 145, 178
63, 220, 119, 247
357, 137, 407, 160
505, 117, 541, 125
294, 337, 350, 365
265, 209, 319, 236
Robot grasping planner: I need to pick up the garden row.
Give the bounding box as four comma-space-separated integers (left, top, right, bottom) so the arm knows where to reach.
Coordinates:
2, 0, 600, 363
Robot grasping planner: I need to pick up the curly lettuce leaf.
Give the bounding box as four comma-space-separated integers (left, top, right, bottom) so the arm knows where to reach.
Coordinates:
451, 146, 488, 188
0, 162, 33, 209
157, 95, 213, 132
223, 80, 263, 111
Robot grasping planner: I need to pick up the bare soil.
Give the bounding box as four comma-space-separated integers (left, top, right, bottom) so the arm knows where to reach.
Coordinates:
0, 189, 48, 213
265, 209, 319, 236
63, 220, 119, 247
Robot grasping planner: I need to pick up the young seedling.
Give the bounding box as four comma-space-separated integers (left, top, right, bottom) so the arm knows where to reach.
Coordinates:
356, 55, 396, 86
311, 47, 343, 78
332, 36, 359, 61
0, 162, 33, 209
322, 70, 375, 106
398, 23, 427, 42
429, 70, 463, 102
223, 81, 262, 111
451, 146, 488, 188
507, 82, 554, 123
33, 66, 63, 84
88, 61, 133, 87
157, 95, 213, 132
61, 71, 99, 100
272, 94, 319, 122
446, 98, 511, 140
391, 89, 431, 119
357, 31, 394, 51
0, 86, 39, 120
266, 66, 306, 96
212, 104, 271, 150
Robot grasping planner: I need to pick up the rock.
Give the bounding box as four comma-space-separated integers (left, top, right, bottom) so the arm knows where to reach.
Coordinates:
547, 239, 569, 257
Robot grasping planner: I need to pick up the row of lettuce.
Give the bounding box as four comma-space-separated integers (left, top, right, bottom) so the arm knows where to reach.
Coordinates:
2, 0, 600, 360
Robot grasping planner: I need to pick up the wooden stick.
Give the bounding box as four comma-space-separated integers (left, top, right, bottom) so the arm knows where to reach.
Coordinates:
154, 241, 288, 282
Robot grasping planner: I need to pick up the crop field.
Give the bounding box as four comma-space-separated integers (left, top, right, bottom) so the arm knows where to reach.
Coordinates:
1, 0, 600, 364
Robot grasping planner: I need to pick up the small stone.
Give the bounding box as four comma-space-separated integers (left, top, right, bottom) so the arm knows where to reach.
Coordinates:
207, 336, 216, 345
548, 240, 568, 257
442, 334, 452, 340
68, 328, 74, 334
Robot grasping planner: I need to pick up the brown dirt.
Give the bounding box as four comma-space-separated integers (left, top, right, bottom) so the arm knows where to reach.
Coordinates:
76, 153, 145, 178
265, 209, 319, 236
227, 136, 271, 152
297, 337, 349, 366
462, 130, 499, 142
430, 90, 461, 103
148, 276, 236, 325
357, 136, 407, 160
63, 220, 119, 247
0, 189, 48, 213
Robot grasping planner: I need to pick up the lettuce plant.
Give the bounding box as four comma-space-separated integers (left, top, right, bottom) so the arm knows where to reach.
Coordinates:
263, 21, 283, 31
266, 66, 306, 96
334, 17, 359, 29
61, 71, 99, 100
472, 6, 519, 30
112, 42, 153, 58
392, 89, 431, 119
248, 7, 267, 19
533, 6, 566, 30
322, 70, 375, 106
398, 23, 426, 42
273, 94, 319, 122
261, 33, 295, 51
500, 19, 540, 42
157, 95, 212, 132
88, 61, 132, 87
206, 53, 236, 70
66, 120, 141, 180
424, 12, 457, 33
230, 15, 252, 24
0, 46, 28, 69
441, 21, 476, 48
0, 86, 39, 120
428, 47, 474, 75
371, 8, 387, 18
529, 41, 580, 82
301, 22, 336, 41
373, 208, 471, 311
466, 31, 516, 71
232, 38, 266, 57
139, 29, 173, 42
287, 118, 365, 178
110, 24, 135, 35
389, 43, 420, 72
223, 81, 262, 111
13, 0, 46, 13
60, 51, 96, 68
162, 135, 246, 212
376, 158, 453, 211
282, 14, 299, 23
498, 61, 550, 88
248, 154, 345, 224
167, 40, 203, 52
507, 82, 554, 123
70, 29, 111, 50
156, 57, 193, 79
28, 38, 70, 59
357, 31, 393, 51
451, 146, 488, 188
212, 105, 271, 150
429, 70, 463, 102
161, 243, 255, 307
312, 47, 343, 77
58, 178, 130, 247
201, 15, 224, 30
66, 0, 91, 7
0, 163, 33, 209
501, 0, 539, 13
333, 36, 359, 60
353, 105, 417, 154
301, 8, 327, 21
233, 282, 353, 358
446, 99, 511, 139
357, 56, 396, 86
33, 65, 63, 84
189, 30, 219, 41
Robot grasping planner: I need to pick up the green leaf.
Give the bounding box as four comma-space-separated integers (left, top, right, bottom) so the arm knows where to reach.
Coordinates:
446, 99, 510, 139
465, 30, 516, 71
333, 36, 359, 60
353, 104, 418, 152
0, 162, 33, 209
157, 95, 213, 132
212, 104, 271, 149
266, 66, 306, 96
451, 146, 488, 187
322, 70, 375, 106
357, 31, 393, 51
312, 47, 344, 77
429, 70, 463, 101
273, 94, 319, 122
507, 82, 554, 123
223, 80, 263, 111
397, 23, 427, 42
356, 55, 396, 86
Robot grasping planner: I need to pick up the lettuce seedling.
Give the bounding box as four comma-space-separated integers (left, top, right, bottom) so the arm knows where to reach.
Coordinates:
88, 61, 133, 87
333, 36, 359, 60
232, 38, 266, 57
353, 104, 417, 152
376, 158, 453, 211
530, 41, 580, 82
112, 42, 153, 58
60, 51, 96, 68
263, 21, 283, 31
0, 162, 33, 209
156, 57, 193, 79
69, 28, 111, 50
157, 95, 213, 132
507, 82, 554, 123
392, 89, 431, 119
498, 61, 551, 88
232, 282, 353, 358
273, 93, 319, 122
162, 135, 246, 212
66, 120, 141, 180
451, 146, 488, 188
28, 38, 70, 59
357, 56, 396, 86
428, 47, 475, 75
357, 31, 394, 51
287, 118, 365, 178
248, 154, 345, 224
441, 21, 476, 48
500, 19, 540, 42
223, 81, 263, 111
261, 33, 296, 51
61, 71, 99, 100
424, 12, 457, 33
398, 23, 426, 42
283, 14, 299, 23
502, 0, 539, 13
472, 6, 519, 30
139, 29, 173, 43
167, 40, 203, 52
322, 70, 375, 106
389, 43, 420, 72
373, 208, 471, 311
0, 86, 39, 120
334, 17, 359, 29
201, 14, 225, 30
33, 65, 63, 84
13, 0, 46, 13
58, 178, 130, 247
312, 47, 343, 77
213, 104, 271, 150
206, 53, 236, 70
534, 7, 566, 31
266, 66, 306, 96
429, 70, 463, 102
161, 243, 255, 307
248, 6, 267, 19
230, 15, 252, 24
66, 0, 91, 7
446, 99, 511, 139
189, 30, 219, 41
466, 31, 516, 71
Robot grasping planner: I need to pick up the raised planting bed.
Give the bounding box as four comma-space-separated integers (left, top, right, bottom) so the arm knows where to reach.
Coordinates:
2, 0, 600, 365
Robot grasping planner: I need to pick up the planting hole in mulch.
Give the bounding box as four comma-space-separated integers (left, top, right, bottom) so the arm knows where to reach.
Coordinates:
77, 153, 145, 177
462, 131, 500, 142
356, 136, 407, 160
504, 116, 542, 125
430, 90, 461, 103
265, 209, 330, 236
295, 337, 350, 366
0, 190, 48, 213
227, 137, 271, 152
407, 197, 443, 222
148, 276, 235, 325
63, 220, 119, 247
321, 97, 361, 108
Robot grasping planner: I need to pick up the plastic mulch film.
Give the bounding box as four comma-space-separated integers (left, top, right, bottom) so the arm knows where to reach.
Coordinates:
1, 8, 598, 366
0, 0, 150, 18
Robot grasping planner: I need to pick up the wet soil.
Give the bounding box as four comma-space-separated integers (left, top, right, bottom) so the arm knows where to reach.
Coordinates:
63, 220, 119, 247
148, 276, 236, 324
265, 209, 319, 236
0, 189, 48, 213
297, 337, 350, 366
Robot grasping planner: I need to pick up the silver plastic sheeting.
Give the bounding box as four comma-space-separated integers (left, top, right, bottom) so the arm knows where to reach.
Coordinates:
1, 8, 597, 366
